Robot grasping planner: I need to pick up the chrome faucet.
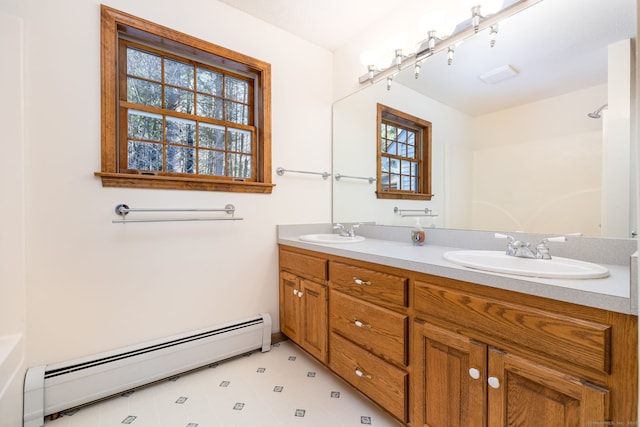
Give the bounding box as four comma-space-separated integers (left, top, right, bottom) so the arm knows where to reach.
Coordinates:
334, 223, 360, 237
495, 233, 566, 259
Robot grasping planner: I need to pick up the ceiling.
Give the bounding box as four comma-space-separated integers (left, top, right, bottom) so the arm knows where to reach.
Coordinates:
216, 0, 416, 51
219, 0, 637, 116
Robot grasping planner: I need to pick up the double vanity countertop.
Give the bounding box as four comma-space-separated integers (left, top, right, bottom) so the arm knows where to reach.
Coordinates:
278, 224, 638, 315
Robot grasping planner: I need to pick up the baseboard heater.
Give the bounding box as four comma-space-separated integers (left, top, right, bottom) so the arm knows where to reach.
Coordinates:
23, 313, 271, 427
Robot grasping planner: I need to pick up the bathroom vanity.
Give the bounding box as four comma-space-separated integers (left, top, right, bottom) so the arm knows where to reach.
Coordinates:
278, 224, 638, 426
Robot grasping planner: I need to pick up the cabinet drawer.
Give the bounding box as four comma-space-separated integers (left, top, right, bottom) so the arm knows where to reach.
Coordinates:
330, 290, 407, 366
414, 281, 612, 375
280, 249, 327, 281
330, 261, 407, 308
329, 333, 407, 422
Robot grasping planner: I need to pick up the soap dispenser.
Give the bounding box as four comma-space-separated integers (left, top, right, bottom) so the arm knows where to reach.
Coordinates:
411, 219, 425, 246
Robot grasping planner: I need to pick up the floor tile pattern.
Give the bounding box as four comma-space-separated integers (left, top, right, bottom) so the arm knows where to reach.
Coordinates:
45, 340, 402, 426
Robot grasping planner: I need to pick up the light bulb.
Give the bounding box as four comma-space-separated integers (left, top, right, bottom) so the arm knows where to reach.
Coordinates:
359, 50, 381, 68
460, 0, 503, 15
481, 0, 504, 15
447, 47, 455, 65
414, 61, 422, 79
386, 32, 409, 52
419, 9, 464, 39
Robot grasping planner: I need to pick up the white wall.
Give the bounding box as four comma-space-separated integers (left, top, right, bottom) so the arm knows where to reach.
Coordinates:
0, 9, 26, 427
0, 0, 333, 423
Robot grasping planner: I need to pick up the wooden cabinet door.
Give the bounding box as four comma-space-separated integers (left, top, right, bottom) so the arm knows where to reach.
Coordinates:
279, 271, 301, 342
487, 348, 609, 427
412, 320, 488, 427
300, 279, 328, 362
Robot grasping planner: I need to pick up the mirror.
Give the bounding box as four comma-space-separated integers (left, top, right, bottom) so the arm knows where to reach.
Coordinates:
332, 0, 637, 238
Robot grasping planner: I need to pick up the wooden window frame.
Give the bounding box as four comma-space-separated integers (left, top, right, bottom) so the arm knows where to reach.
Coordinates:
376, 103, 433, 200
96, 5, 274, 193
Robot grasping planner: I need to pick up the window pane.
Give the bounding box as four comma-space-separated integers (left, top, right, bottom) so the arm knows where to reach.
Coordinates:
387, 125, 397, 142
407, 132, 415, 145
225, 76, 249, 103
228, 128, 252, 153
128, 110, 163, 141
198, 149, 225, 176
398, 143, 407, 157
199, 123, 225, 149
166, 117, 196, 145
401, 159, 411, 175
164, 58, 194, 89
165, 87, 194, 113
196, 94, 223, 120
127, 77, 162, 107
229, 153, 252, 178
390, 158, 400, 174
407, 142, 416, 159
127, 48, 161, 81
381, 156, 390, 172
381, 138, 391, 154
225, 101, 249, 125
388, 173, 399, 190
401, 174, 411, 191
167, 145, 196, 173
397, 129, 407, 143
128, 141, 162, 171
197, 68, 223, 96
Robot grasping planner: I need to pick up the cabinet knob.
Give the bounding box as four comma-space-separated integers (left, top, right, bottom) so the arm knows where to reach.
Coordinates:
354, 319, 372, 329
354, 367, 372, 380
292, 289, 299, 296
297, 291, 304, 298
468, 368, 481, 380
353, 277, 372, 286
488, 376, 500, 389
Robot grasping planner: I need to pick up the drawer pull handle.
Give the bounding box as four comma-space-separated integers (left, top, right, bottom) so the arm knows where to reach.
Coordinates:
468, 368, 481, 380
353, 277, 372, 286
354, 319, 372, 329
488, 376, 500, 389
354, 367, 372, 380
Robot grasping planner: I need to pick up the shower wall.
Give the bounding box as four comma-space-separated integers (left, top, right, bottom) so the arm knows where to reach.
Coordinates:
470, 84, 607, 236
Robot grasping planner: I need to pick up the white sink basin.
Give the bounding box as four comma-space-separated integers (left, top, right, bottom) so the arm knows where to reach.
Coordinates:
299, 234, 366, 244
443, 250, 609, 279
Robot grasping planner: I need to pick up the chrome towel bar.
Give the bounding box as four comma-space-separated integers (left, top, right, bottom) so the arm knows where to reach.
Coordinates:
113, 204, 243, 223
334, 173, 376, 184
276, 167, 330, 180
393, 206, 438, 217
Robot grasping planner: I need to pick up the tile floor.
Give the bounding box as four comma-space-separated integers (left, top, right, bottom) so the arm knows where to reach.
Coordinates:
45, 340, 403, 427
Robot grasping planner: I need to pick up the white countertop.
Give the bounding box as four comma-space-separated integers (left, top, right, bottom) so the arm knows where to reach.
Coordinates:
278, 225, 637, 315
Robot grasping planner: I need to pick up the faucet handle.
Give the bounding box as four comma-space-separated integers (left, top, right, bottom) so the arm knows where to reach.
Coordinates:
536, 236, 566, 259
494, 233, 514, 242
544, 236, 567, 243
495, 233, 517, 256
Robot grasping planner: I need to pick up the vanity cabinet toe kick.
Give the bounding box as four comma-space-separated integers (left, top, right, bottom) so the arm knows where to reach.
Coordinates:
278, 245, 638, 426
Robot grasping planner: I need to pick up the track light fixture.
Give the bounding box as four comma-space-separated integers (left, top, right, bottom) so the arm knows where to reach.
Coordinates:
358, 0, 542, 86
